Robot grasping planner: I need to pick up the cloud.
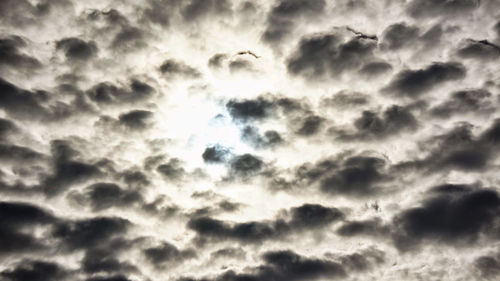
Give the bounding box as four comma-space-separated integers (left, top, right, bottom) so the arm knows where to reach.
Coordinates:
406, 0, 480, 18
187, 203, 343, 244
393, 186, 500, 251
53, 216, 131, 250
241, 126, 283, 148
380, 22, 420, 50
0, 35, 42, 70
228, 153, 264, 177
208, 53, 228, 68
143, 242, 195, 268
358, 61, 393, 77
320, 155, 388, 196
118, 110, 154, 130
0, 201, 56, 255
86, 79, 155, 106
383, 62, 466, 98
181, 0, 232, 21
81, 248, 137, 274
334, 105, 418, 140
262, 0, 326, 46
474, 253, 500, 279
1, 259, 68, 281
74, 182, 143, 211
429, 89, 494, 118
1, 0, 500, 279
56, 37, 98, 61
456, 39, 500, 61
321, 90, 370, 107
287, 33, 377, 80
202, 145, 231, 163
159, 59, 201, 79
226, 97, 275, 122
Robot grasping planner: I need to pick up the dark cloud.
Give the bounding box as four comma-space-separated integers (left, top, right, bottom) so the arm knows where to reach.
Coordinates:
479, 118, 500, 145
41, 140, 102, 196
288, 203, 344, 228
85, 275, 132, 281
208, 53, 228, 68
143, 242, 195, 267
159, 59, 201, 79
78, 182, 143, 211
293, 158, 338, 185
336, 218, 389, 237
383, 62, 466, 98
86, 79, 155, 105
406, 0, 480, 18
0, 35, 42, 70
0, 144, 44, 163
228, 59, 254, 73
229, 153, 264, 177
181, 0, 232, 21
474, 254, 500, 279
0, 78, 72, 121
111, 27, 148, 51
118, 169, 150, 187
0, 118, 17, 140
295, 115, 324, 136
0, 0, 72, 26
53, 216, 130, 250
0, 259, 68, 281
202, 145, 230, 163
56, 37, 98, 61
180, 249, 346, 281
322, 90, 369, 107
226, 97, 275, 122
394, 121, 500, 173
187, 203, 343, 244
358, 61, 392, 77
81, 248, 137, 274
381, 22, 420, 50
262, 0, 326, 45
210, 247, 246, 259
141, 0, 178, 27
393, 187, 500, 250
429, 89, 494, 118
320, 156, 388, 196
156, 158, 186, 181
241, 126, 283, 148
335, 105, 418, 140
420, 24, 444, 46
287, 33, 377, 80
118, 110, 154, 130
495, 20, 500, 39
335, 248, 385, 272
457, 39, 500, 61
0, 201, 55, 255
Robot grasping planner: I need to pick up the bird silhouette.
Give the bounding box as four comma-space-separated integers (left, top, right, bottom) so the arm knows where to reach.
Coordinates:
346, 26, 378, 41
466, 39, 500, 52
236, 50, 260, 59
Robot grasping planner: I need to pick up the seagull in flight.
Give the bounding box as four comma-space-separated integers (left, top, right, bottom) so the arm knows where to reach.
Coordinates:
466, 39, 500, 52
346, 26, 378, 41
236, 50, 260, 59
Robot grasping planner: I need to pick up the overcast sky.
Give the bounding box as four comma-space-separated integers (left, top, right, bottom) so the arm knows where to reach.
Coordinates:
1, 0, 500, 280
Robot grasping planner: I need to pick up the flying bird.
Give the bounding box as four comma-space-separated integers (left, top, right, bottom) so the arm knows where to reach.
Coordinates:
236, 50, 260, 59
466, 39, 500, 52
346, 26, 378, 41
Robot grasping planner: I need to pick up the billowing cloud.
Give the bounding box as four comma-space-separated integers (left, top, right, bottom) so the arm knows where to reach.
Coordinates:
1, 0, 500, 280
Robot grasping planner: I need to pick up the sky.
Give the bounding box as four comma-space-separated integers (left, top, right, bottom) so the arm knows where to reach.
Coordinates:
1, 0, 500, 280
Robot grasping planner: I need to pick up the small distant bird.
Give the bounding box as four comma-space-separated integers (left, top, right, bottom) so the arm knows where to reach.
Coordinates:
236, 50, 260, 59
346, 26, 378, 41
467, 39, 500, 52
